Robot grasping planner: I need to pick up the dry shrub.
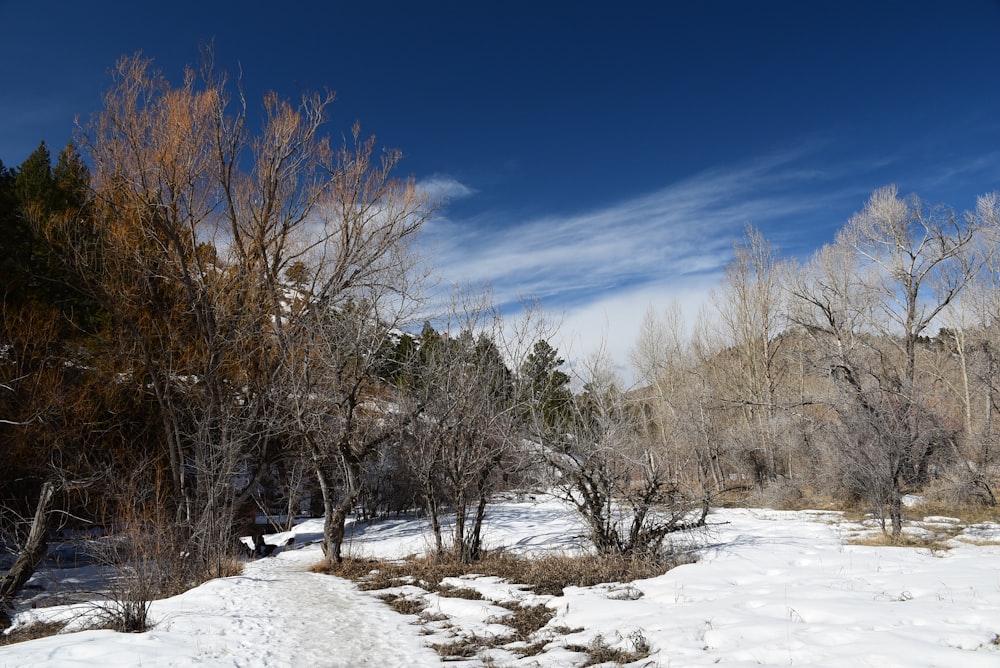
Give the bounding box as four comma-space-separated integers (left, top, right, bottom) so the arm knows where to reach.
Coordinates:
506, 552, 690, 595
921, 475, 998, 509
310, 557, 384, 579
206, 558, 244, 580
750, 478, 804, 509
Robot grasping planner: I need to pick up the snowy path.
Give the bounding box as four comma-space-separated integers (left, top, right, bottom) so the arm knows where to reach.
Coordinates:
5, 502, 1000, 666
1, 545, 442, 667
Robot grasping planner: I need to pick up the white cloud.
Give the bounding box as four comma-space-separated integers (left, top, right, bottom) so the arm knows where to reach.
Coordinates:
418, 146, 872, 380
545, 275, 721, 388
416, 175, 476, 202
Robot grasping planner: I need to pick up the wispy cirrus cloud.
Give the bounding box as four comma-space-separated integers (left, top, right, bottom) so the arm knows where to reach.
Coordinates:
416, 175, 477, 202
425, 146, 851, 306
417, 142, 986, 382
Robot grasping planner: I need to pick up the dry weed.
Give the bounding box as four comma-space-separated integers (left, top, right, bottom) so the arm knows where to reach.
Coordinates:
325, 550, 688, 597
0, 621, 66, 646
436, 584, 484, 600
432, 636, 483, 659
565, 630, 652, 666
491, 601, 555, 640
376, 593, 427, 615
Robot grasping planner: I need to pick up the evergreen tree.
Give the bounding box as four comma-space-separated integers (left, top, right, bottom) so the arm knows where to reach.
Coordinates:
0, 158, 26, 297
14, 141, 55, 214
51, 142, 89, 212
4, 141, 100, 334
521, 339, 572, 433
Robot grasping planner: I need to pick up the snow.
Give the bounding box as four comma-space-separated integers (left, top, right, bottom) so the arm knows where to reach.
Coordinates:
4, 500, 1000, 666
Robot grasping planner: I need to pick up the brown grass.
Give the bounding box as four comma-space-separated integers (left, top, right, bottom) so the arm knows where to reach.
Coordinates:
317, 549, 689, 596
491, 601, 555, 641
0, 621, 67, 646
901, 501, 1000, 525
316, 549, 672, 663
565, 630, 652, 666
843, 500, 1000, 550
848, 532, 956, 551
436, 584, 484, 600
375, 593, 427, 615
432, 636, 483, 659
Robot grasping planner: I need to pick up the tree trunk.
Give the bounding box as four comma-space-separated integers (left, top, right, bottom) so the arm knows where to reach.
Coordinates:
889, 478, 903, 542
322, 456, 363, 566
0, 481, 56, 628
423, 491, 444, 557
464, 491, 489, 563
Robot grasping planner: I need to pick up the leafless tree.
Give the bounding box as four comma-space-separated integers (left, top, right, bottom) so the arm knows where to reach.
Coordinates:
789, 187, 982, 537
399, 290, 521, 563
711, 225, 792, 483
271, 131, 433, 566
69, 51, 434, 569
543, 349, 708, 559
629, 303, 721, 493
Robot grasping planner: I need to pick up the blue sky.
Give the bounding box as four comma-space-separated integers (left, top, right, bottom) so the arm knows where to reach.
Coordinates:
3, 1, 1000, 377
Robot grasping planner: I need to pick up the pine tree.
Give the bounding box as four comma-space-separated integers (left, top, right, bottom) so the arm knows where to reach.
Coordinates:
0, 158, 26, 297
521, 339, 572, 433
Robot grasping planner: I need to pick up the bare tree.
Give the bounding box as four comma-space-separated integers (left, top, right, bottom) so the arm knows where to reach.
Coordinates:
274, 131, 433, 567
629, 303, 721, 494
398, 290, 521, 563
711, 224, 791, 483
543, 349, 708, 559
840, 186, 980, 397
933, 192, 1000, 503
70, 51, 433, 570
789, 187, 982, 538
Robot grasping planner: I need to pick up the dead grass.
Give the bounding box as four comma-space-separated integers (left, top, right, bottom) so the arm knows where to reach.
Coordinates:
565, 630, 652, 666
437, 584, 484, 600
952, 535, 1000, 547
375, 593, 427, 615
843, 500, 1000, 550
432, 635, 483, 659
901, 501, 1000, 525
317, 549, 673, 664
0, 621, 67, 646
487, 601, 556, 642
848, 531, 956, 551
317, 549, 688, 596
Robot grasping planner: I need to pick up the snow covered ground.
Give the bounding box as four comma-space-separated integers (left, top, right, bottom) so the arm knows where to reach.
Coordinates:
3, 498, 1000, 666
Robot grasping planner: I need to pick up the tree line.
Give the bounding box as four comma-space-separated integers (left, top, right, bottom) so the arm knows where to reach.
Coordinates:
3, 50, 999, 625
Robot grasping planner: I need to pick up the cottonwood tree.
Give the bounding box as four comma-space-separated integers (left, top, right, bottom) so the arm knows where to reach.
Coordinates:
631, 301, 761, 502
711, 225, 790, 483
934, 192, 1000, 503
790, 186, 982, 538
273, 128, 433, 568
69, 51, 433, 569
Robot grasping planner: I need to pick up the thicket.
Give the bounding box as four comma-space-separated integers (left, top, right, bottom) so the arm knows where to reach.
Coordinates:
3, 49, 1000, 629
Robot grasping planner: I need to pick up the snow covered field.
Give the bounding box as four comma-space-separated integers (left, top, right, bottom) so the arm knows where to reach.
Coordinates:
3, 498, 1000, 666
